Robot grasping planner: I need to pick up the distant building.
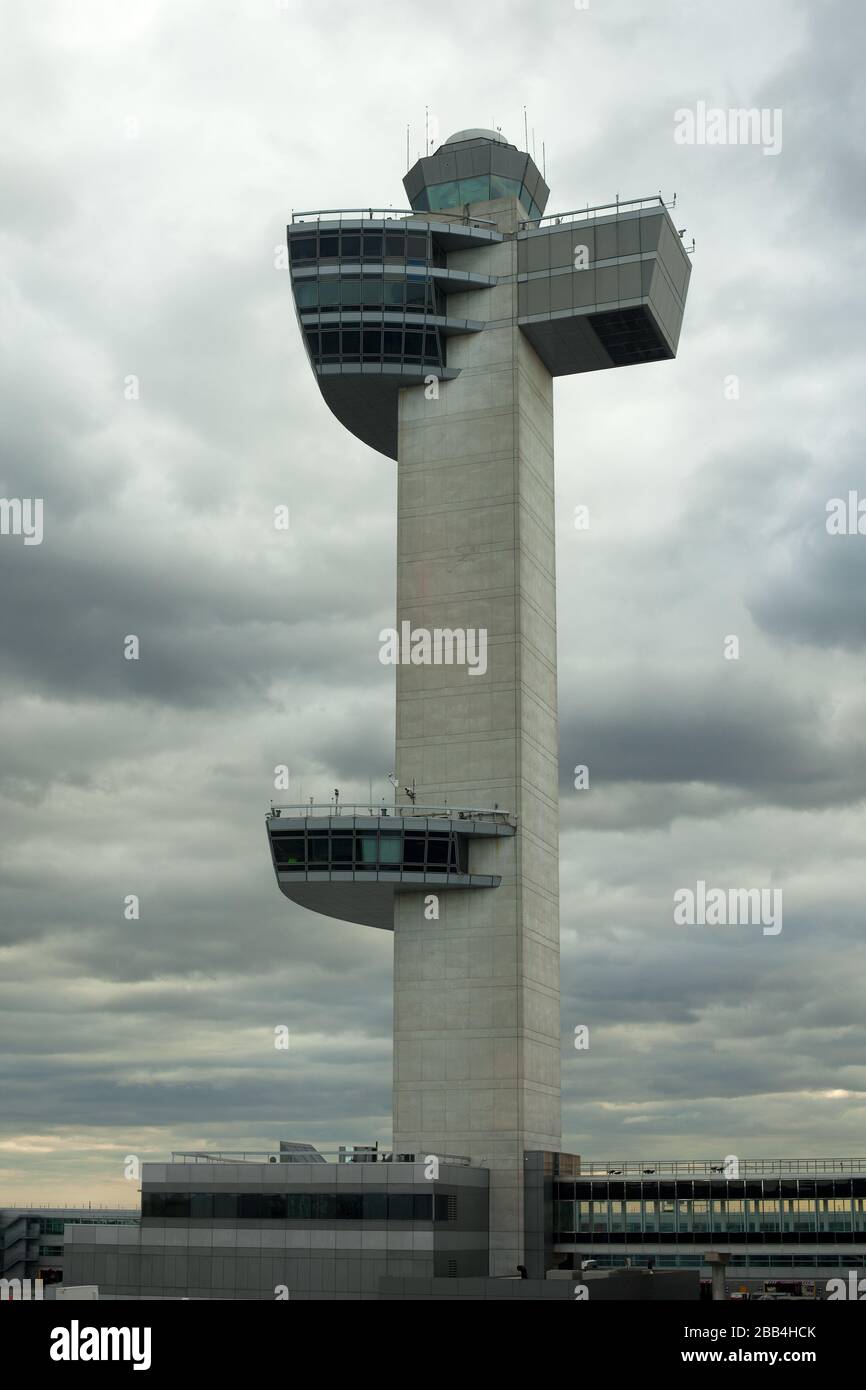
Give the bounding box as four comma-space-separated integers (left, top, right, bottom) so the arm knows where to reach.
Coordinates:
0, 1206, 138, 1287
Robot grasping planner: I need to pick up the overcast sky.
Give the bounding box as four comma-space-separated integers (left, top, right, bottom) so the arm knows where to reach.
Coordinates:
1, 0, 865, 1205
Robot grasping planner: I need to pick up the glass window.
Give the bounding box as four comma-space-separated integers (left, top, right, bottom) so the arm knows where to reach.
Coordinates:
190, 1193, 213, 1219
310, 1192, 336, 1219
361, 279, 382, 306
407, 233, 428, 259
213, 1193, 237, 1219
404, 331, 423, 360
362, 1193, 387, 1220
411, 189, 430, 211
341, 329, 360, 356
336, 1193, 363, 1219
458, 175, 491, 204
424, 333, 439, 361
308, 834, 329, 863
405, 281, 426, 307
403, 835, 425, 864
319, 233, 338, 258
331, 836, 353, 863
286, 1193, 311, 1220
388, 1194, 414, 1220
290, 236, 316, 262
379, 834, 401, 865
426, 182, 460, 212
383, 281, 404, 307
383, 329, 402, 358
356, 834, 377, 865
362, 232, 383, 258
340, 233, 360, 257
340, 279, 360, 307
384, 232, 405, 258
163, 1193, 190, 1218
238, 1194, 263, 1219
294, 281, 317, 307
426, 836, 449, 865
320, 331, 339, 357
414, 1193, 434, 1220
362, 329, 381, 358
305, 329, 319, 356
318, 279, 340, 307
273, 837, 304, 866
490, 175, 521, 201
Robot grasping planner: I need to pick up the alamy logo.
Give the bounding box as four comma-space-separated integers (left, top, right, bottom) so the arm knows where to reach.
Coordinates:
379, 622, 487, 676
0, 497, 43, 545
49, 1320, 152, 1371
1, 1276, 43, 1299
826, 1271, 866, 1300
673, 881, 782, 936
674, 102, 782, 156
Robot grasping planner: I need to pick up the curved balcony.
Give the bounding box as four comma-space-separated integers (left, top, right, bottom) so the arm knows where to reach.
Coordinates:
267, 804, 515, 931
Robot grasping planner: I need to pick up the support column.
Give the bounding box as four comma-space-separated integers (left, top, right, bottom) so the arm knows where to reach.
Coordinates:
392, 203, 561, 1275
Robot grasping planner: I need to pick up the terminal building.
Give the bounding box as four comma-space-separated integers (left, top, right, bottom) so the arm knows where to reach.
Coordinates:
0, 1205, 137, 1289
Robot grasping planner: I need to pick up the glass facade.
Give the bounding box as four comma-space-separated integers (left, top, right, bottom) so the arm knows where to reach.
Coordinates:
271, 827, 466, 875
142, 1191, 458, 1221
554, 1178, 866, 1243
289, 225, 447, 375
410, 175, 543, 221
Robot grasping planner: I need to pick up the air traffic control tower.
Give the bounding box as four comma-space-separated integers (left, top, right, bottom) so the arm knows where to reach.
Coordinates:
270, 129, 691, 1276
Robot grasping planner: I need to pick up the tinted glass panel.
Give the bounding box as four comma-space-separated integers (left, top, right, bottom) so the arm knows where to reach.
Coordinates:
362, 1192, 387, 1220
427, 182, 460, 211
336, 1193, 363, 1219
356, 834, 377, 864
379, 834, 401, 864
406, 234, 428, 259
405, 281, 426, 307
294, 281, 317, 307
426, 836, 449, 865
305, 330, 319, 355
213, 1194, 238, 1219
290, 237, 316, 261
459, 175, 490, 204
310, 1192, 336, 1219
384, 233, 405, 257
273, 837, 304, 865
403, 835, 425, 864
388, 1194, 414, 1220
361, 280, 382, 306
331, 836, 353, 863
362, 233, 383, 257
320, 331, 339, 356
383, 281, 404, 307
341, 330, 360, 355
340, 233, 360, 256
190, 1193, 213, 1219
404, 331, 423, 358
308, 834, 329, 863
319, 234, 338, 258
318, 280, 340, 307
383, 329, 402, 357
362, 329, 381, 357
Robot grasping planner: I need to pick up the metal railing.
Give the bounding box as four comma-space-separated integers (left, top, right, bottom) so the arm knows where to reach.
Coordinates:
291, 207, 499, 230
578, 1157, 866, 1177
171, 1148, 472, 1166
268, 802, 513, 823
520, 192, 675, 231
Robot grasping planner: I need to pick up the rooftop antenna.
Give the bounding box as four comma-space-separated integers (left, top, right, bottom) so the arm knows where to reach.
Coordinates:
532, 127, 536, 161
523, 105, 528, 152
425, 105, 429, 153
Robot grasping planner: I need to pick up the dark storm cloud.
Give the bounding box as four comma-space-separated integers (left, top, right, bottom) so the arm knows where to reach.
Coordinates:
1, 0, 865, 1198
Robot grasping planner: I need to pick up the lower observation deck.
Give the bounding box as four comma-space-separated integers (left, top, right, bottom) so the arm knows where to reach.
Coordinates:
267, 803, 515, 931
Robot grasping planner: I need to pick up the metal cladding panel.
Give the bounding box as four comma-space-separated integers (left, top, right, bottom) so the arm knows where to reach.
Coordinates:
517, 206, 691, 374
